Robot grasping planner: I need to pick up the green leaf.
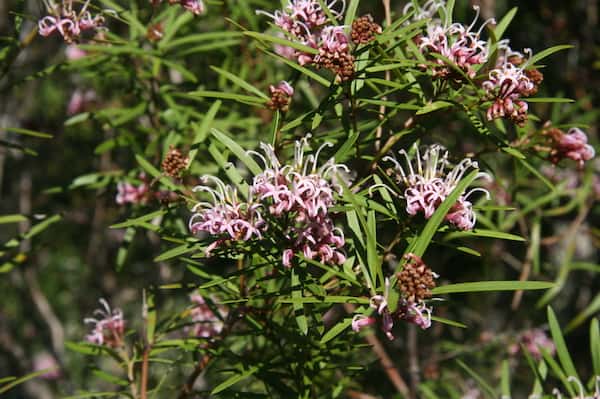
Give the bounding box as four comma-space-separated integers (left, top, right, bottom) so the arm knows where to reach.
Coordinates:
110, 210, 166, 229
211, 366, 259, 395
180, 90, 265, 105
500, 360, 511, 397
343, 0, 360, 27
416, 101, 453, 115
187, 100, 221, 169
590, 318, 600, 375
211, 129, 262, 175
291, 268, 308, 335
501, 147, 526, 160
527, 45, 574, 67
0, 369, 60, 394
4, 127, 53, 139
210, 66, 269, 100
547, 306, 579, 381
456, 360, 496, 399
144, 291, 156, 344
494, 7, 518, 39
0, 214, 26, 224
430, 316, 467, 328
244, 32, 319, 55
320, 318, 353, 344
154, 242, 198, 262
444, 229, 526, 242
266, 51, 330, 87
565, 293, 600, 332
432, 281, 554, 295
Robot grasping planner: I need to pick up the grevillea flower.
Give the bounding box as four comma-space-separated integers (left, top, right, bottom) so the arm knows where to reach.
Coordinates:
65, 44, 86, 60
189, 176, 265, 255
355, 276, 435, 340
384, 144, 491, 231
546, 127, 595, 169
189, 293, 227, 338
84, 299, 125, 347
267, 81, 295, 112
414, 4, 494, 79
402, 0, 446, 23
257, 0, 345, 66
508, 328, 555, 361
152, 0, 206, 15
313, 26, 355, 81
482, 46, 536, 126
33, 352, 61, 380
39, 0, 109, 43
248, 138, 349, 267
116, 180, 149, 205
67, 88, 96, 115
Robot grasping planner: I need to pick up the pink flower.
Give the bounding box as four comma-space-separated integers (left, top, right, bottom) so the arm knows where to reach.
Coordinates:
189, 176, 265, 255
38, 0, 109, 43
351, 315, 376, 332
84, 299, 125, 348
33, 352, 61, 380
384, 144, 490, 231
180, 0, 205, 15
65, 44, 87, 60
67, 89, 96, 115
555, 128, 595, 168
509, 328, 555, 360
116, 181, 149, 205
416, 5, 494, 79
189, 293, 227, 338
248, 138, 349, 267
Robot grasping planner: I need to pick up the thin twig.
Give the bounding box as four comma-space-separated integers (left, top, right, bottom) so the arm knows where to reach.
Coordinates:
140, 346, 150, 399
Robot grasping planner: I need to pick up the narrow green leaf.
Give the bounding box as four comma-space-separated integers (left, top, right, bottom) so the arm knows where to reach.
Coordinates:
110, 210, 166, 229
527, 45, 573, 67
547, 306, 579, 380
4, 127, 53, 139
590, 318, 600, 375
416, 101, 453, 115
432, 281, 554, 295
211, 366, 259, 395
343, 0, 360, 27
444, 229, 526, 242
456, 360, 496, 399
320, 318, 353, 344
244, 31, 319, 55
500, 360, 510, 397
210, 66, 269, 100
291, 268, 308, 335
154, 243, 198, 262
135, 154, 179, 191
187, 100, 221, 169
565, 293, 600, 333
0, 368, 61, 394
494, 7, 518, 40
210, 129, 262, 175
182, 90, 264, 105
0, 214, 26, 224
430, 316, 467, 328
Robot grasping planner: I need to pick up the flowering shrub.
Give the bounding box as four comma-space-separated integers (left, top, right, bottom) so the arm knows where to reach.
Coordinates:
0, 0, 598, 398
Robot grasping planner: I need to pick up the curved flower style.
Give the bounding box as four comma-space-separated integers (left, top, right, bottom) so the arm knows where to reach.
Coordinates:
353, 277, 434, 340
384, 144, 491, 231
189, 293, 227, 338
257, 0, 346, 66
249, 138, 349, 267
552, 376, 600, 399
189, 176, 265, 255
482, 49, 536, 126
84, 299, 125, 347
39, 0, 108, 42
414, 4, 494, 79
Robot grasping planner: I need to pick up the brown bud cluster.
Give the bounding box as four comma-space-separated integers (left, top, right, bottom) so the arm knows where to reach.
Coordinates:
147, 23, 164, 42
351, 15, 382, 45
162, 146, 189, 178
396, 253, 436, 302
316, 50, 355, 82
266, 82, 294, 112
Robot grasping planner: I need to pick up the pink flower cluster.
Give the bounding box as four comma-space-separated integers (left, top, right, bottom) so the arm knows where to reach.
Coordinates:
352, 278, 433, 340
189, 139, 349, 268
249, 139, 348, 267
257, 0, 346, 66
152, 0, 206, 15
38, 0, 108, 43
415, 5, 493, 79
84, 299, 125, 348
189, 176, 265, 255
67, 88, 96, 115
547, 127, 595, 169
482, 52, 536, 126
189, 294, 227, 338
384, 144, 490, 231
508, 328, 555, 361
116, 180, 149, 205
